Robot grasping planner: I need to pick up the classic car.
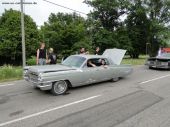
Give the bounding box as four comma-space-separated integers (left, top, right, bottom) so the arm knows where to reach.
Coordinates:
24, 49, 133, 95
145, 53, 170, 69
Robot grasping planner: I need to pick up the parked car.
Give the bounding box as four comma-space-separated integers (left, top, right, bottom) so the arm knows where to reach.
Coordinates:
145, 53, 170, 69
24, 49, 133, 95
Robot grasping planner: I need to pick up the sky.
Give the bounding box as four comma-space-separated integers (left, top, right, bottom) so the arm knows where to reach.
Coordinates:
0, 0, 92, 26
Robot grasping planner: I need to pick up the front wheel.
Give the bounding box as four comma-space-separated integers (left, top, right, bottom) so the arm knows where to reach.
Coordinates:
112, 77, 119, 82
51, 80, 68, 95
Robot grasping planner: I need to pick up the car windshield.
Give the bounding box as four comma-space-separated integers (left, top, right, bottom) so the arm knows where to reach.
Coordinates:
161, 53, 170, 57
62, 56, 86, 68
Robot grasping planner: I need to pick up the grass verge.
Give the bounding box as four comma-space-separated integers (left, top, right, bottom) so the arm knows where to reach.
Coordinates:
0, 65, 23, 82
122, 55, 147, 65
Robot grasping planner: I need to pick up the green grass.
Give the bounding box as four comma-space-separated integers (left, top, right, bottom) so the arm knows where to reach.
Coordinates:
121, 55, 148, 65
0, 65, 23, 82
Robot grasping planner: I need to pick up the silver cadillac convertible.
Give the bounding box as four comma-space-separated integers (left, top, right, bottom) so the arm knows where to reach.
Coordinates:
24, 49, 133, 95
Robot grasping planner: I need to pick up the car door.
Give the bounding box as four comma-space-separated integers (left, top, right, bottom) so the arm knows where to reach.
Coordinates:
81, 67, 97, 84
79, 58, 106, 84
92, 58, 113, 81
93, 66, 111, 81
71, 62, 99, 87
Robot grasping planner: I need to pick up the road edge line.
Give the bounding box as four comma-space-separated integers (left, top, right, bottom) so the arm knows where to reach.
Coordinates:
139, 74, 170, 84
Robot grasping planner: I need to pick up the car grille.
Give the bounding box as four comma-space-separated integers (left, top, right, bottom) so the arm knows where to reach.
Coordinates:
150, 61, 155, 65
28, 72, 38, 82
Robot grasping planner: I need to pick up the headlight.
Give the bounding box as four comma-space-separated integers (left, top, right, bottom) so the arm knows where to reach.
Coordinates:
38, 73, 43, 81
147, 61, 150, 64
24, 70, 28, 75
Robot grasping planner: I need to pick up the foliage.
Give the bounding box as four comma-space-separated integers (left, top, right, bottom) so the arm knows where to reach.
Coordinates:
116, 25, 133, 54
125, 0, 150, 58
1, 0, 170, 66
0, 65, 22, 82
40, 12, 93, 56
85, 0, 128, 31
0, 9, 39, 65
146, 0, 170, 56
26, 56, 36, 66
86, 0, 170, 58
125, 0, 170, 57
85, 0, 131, 53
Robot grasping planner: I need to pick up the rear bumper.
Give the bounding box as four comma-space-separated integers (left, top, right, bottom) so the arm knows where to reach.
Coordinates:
148, 64, 170, 69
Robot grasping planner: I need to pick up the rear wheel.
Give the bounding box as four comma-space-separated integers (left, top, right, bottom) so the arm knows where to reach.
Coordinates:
51, 80, 68, 95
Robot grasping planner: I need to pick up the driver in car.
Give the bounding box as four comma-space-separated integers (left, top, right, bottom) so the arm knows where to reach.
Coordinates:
87, 60, 96, 67
100, 59, 108, 68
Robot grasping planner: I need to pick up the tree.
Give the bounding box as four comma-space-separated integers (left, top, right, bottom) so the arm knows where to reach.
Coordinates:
85, 0, 130, 52
86, 0, 170, 57
116, 25, 132, 53
126, 0, 170, 57
85, 0, 129, 31
0, 9, 39, 65
126, 0, 149, 58
40, 12, 92, 57
145, 0, 170, 56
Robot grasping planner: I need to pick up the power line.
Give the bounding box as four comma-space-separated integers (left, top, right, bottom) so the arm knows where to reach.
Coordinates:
42, 0, 87, 16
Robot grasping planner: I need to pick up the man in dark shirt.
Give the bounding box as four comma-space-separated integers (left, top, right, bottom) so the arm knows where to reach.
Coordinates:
79, 47, 86, 54
36, 42, 47, 65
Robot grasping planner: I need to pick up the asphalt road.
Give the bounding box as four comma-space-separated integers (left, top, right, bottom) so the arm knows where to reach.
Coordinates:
0, 65, 170, 127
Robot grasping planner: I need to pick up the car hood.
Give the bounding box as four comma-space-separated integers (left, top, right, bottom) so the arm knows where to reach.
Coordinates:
25, 64, 76, 74
102, 48, 126, 65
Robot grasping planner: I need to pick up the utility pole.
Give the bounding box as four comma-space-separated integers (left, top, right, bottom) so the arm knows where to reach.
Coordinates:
20, 0, 26, 67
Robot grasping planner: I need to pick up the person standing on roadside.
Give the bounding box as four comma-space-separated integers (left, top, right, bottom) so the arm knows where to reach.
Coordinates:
47, 48, 57, 64
79, 47, 86, 54
95, 47, 100, 55
36, 42, 47, 65
158, 47, 164, 56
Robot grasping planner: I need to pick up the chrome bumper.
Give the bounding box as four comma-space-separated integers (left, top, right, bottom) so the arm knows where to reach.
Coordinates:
24, 76, 52, 90
150, 65, 170, 69
148, 64, 170, 69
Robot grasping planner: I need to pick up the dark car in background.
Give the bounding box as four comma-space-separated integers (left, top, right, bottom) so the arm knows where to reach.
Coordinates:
146, 53, 170, 69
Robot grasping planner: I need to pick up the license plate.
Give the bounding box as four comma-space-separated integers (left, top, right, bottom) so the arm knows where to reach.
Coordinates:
156, 62, 161, 65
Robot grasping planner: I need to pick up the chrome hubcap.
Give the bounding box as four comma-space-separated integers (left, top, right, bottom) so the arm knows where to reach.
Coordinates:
54, 81, 67, 94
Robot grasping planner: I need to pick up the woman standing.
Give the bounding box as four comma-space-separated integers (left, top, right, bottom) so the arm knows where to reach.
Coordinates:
36, 42, 47, 65
47, 48, 57, 64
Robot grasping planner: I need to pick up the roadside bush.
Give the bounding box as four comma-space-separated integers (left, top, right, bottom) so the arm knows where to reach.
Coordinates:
0, 65, 22, 81
27, 56, 36, 66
